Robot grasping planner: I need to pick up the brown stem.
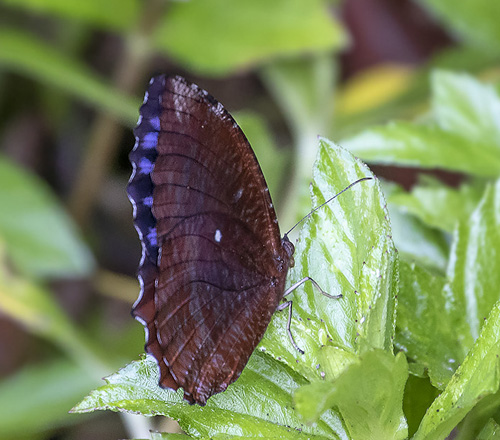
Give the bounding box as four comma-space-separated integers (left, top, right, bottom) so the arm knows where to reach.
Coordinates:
69, 0, 168, 227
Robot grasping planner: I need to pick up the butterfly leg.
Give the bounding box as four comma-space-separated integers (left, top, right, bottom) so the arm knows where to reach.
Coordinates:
283, 276, 342, 299
276, 300, 305, 355
277, 277, 342, 354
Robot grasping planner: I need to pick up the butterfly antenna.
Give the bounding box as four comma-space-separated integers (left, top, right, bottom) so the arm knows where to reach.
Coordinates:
285, 177, 373, 236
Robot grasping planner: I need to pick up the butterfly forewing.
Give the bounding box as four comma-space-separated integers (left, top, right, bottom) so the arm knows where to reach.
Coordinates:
128, 75, 292, 405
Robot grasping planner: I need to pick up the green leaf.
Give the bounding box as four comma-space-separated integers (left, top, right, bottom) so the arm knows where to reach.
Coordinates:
403, 375, 440, 438
342, 121, 500, 177
432, 71, 500, 147
477, 419, 500, 439
155, 0, 346, 76
0, 156, 94, 278
387, 201, 449, 272
0, 29, 138, 125
0, 0, 139, 30
446, 180, 500, 339
342, 71, 500, 177
454, 393, 500, 440
396, 261, 468, 388
415, 0, 500, 53
73, 353, 345, 439
295, 350, 408, 439
0, 359, 100, 438
260, 139, 398, 383
389, 178, 485, 233
396, 180, 500, 390
0, 244, 106, 376
446, 180, 500, 341
413, 300, 500, 440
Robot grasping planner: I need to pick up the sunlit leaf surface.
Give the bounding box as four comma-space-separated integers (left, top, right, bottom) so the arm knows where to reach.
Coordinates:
155, 0, 346, 75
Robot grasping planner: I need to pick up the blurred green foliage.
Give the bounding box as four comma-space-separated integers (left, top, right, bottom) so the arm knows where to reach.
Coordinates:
1, 0, 500, 439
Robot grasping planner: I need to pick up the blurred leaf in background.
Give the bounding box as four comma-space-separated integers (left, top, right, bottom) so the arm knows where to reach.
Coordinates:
1, 0, 500, 438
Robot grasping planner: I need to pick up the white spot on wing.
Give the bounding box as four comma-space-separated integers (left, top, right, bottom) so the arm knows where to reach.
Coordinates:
214, 229, 222, 243
143, 91, 149, 104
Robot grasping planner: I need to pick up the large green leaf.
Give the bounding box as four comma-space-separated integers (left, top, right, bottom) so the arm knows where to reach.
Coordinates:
403, 375, 440, 438
260, 139, 397, 383
342, 121, 500, 177
295, 350, 408, 439
0, 156, 94, 278
413, 300, 500, 440
0, 250, 105, 377
0, 29, 138, 125
389, 177, 485, 233
0, 359, 100, 438
342, 71, 500, 177
432, 70, 500, 146
477, 419, 500, 439
0, 0, 138, 31
155, 0, 346, 76
416, 0, 500, 54
396, 180, 500, 391
73, 353, 345, 439
446, 180, 500, 341
396, 261, 469, 387
387, 200, 449, 272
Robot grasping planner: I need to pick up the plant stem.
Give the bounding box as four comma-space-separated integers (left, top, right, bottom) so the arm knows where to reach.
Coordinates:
68, 0, 168, 228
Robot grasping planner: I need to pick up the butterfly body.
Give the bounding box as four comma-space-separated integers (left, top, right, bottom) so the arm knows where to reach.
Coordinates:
128, 75, 293, 405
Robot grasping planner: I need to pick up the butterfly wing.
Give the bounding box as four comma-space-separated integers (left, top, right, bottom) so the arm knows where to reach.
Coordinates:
128, 76, 291, 405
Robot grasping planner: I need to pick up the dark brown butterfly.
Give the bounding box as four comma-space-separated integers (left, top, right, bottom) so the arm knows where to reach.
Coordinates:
128, 75, 296, 405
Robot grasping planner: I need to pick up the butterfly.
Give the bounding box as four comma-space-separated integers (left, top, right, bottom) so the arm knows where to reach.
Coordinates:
128, 75, 296, 405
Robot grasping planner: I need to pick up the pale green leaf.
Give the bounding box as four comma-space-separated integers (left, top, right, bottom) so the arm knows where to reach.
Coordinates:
0, 245, 105, 376
396, 180, 500, 390
413, 300, 500, 440
0, 0, 139, 30
396, 261, 469, 388
295, 350, 408, 439
0, 156, 94, 278
261, 139, 398, 383
389, 178, 485, 233
0, 360, 101, 438
477, 419, 500, 439
73, 353, 345, 439
416, 0, 500, 53
388, 202, 449, 272
342, 72, 500, 177
342, 121, 500, 177
432, 71, 500, 146
446, 180, 500, 341
155, 0, 346, 75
